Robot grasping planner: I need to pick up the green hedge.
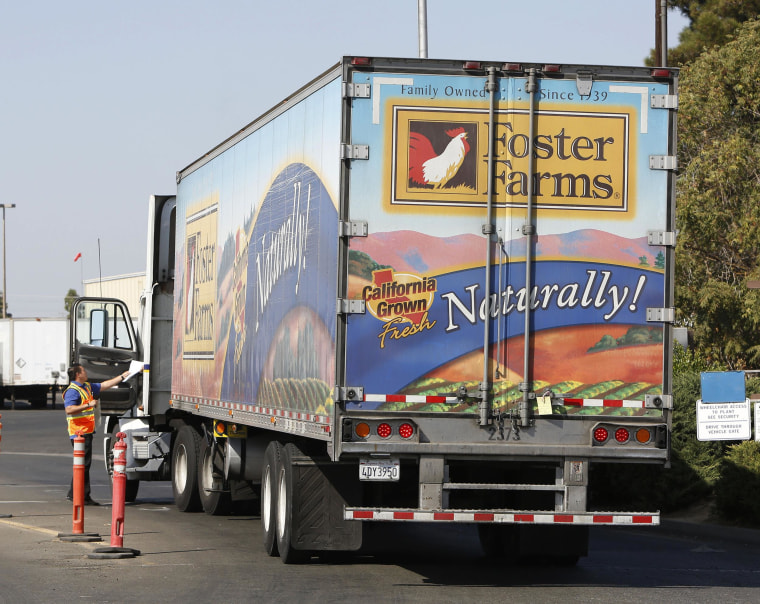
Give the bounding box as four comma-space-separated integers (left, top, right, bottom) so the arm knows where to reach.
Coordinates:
590, 345, 760, 519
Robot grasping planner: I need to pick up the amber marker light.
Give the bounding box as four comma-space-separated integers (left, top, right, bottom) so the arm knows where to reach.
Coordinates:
355, 422, 371, 439
635, 428, 651, 444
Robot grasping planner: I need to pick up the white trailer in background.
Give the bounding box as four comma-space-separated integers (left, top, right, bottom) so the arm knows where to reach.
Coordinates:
0, 318, 68, 408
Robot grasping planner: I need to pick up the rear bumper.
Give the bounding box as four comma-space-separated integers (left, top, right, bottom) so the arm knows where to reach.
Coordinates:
345, 507, 659, 526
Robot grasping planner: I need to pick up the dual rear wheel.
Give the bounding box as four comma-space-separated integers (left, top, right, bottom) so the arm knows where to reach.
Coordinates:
261, 441, 310, 564
172, 424, 231, 515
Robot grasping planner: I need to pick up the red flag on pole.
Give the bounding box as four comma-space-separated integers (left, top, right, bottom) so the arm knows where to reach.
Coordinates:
74, 253, 82, 262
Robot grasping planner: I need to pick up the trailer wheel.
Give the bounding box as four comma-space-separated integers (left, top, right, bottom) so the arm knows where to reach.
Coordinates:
275, 443, 311, 564
198, 436, 230, 515
477, 524, 517, 558
261, 441, 281, 557
172, 425, 202, 512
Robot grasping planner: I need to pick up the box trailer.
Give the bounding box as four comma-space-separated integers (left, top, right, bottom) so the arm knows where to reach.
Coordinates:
71, 56, 677, 563
1, 318, 68, 407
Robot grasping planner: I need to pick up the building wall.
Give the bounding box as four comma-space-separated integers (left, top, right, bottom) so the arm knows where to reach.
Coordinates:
83, 272, 145, 321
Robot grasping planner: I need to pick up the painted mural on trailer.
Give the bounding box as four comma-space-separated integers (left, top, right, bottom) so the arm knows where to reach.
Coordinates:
344, 71, 671, 417
171, 78, 341, 420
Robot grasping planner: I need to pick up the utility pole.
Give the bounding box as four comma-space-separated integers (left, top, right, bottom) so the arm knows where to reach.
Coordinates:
418, 0, 428, 58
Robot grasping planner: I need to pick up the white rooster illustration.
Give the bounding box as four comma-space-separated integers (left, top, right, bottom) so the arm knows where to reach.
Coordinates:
408, 126, 470, 189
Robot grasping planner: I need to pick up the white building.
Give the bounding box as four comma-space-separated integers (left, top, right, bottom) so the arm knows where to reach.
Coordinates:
83, 272, 145, 321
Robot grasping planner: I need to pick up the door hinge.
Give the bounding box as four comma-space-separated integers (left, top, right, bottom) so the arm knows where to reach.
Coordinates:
647, 230, 677, 247
341, 144, 369, 160
342, 82, 371, 99
647, 307, 675, 323
646, 394, 673, 409
339, 220, 368, 237
576, 71, 593, 97
337, 299, 366, 315
649, 155, 677, 170
650, 94, 678, 110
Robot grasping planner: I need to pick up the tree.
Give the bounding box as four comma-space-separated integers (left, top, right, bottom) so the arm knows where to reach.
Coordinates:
675, 19, 760, 365
0, 292, 10, 318
647, 0, 760, 66
64, 289, 78, 314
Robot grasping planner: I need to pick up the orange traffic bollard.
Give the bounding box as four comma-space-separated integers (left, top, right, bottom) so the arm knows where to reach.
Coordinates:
59, 433, 101, 542
88, 432, 139, 559
110, 432, 127, 547
71, 434, 86, 534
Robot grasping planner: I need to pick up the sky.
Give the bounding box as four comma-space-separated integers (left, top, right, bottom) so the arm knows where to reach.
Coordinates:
1, 1, 689, 318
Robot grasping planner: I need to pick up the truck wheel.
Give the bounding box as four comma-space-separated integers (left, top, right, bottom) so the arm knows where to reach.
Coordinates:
124, 479, 140, 503
172, 425, 202, 512
198, 436, 230, 515
275, 443, 311, 564
107, 426, 140, 503
261, 441, 281, 557
477, 524, 518, 558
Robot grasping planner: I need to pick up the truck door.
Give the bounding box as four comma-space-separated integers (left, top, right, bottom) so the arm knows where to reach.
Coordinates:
69, 297, 140, 414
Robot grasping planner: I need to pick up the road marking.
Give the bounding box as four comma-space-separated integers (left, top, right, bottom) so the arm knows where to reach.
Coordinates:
0, 517, 62, 537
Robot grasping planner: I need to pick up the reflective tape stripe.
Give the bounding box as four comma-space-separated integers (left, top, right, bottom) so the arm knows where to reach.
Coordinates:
563, 398, 646, 408
345, 509, 659, 525
364, 394, 458, 404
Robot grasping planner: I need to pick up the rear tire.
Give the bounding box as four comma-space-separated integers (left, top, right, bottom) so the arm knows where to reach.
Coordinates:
477, 524, 517, 559
261, 441, 281, 557
172, 425, 202, 512
198, 436, 231, 515
275, 443, 311, 564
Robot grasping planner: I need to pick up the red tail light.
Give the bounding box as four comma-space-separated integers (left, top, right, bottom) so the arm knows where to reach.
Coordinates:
615, 428, 630, 443
377, 423, 392, 438
593, 427, 609, 443
398, 423, 414, 439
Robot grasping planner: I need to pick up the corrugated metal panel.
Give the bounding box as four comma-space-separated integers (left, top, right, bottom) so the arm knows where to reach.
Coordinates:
83, 273, 145, 320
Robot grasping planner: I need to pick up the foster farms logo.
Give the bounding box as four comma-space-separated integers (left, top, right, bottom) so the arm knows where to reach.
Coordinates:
362, 268, 437, 348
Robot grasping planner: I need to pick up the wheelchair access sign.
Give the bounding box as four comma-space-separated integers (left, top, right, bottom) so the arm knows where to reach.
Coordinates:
696, 400, 751, 441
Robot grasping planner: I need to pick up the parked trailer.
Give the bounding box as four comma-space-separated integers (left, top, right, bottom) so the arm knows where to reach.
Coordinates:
1, 318, 68, 408
71, 57, 677, 563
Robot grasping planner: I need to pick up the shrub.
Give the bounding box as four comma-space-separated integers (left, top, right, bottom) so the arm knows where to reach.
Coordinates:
714, 441, 760, 526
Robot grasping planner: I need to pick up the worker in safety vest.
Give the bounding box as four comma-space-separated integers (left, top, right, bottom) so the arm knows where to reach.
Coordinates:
64, 364, 129, 505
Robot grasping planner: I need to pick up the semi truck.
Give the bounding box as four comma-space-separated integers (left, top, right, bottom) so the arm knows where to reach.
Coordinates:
70, 56, 677, 563
1, 318, 68, 408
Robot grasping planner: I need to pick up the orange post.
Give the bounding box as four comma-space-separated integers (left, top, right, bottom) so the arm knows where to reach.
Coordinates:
110, 432, 127, 547
71, 434, 86, 534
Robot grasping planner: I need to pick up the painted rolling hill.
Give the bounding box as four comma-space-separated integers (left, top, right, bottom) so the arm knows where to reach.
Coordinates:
350, 228, 660, 275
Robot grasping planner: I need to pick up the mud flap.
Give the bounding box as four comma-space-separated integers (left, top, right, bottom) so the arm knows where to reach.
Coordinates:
289, 449, 362, 552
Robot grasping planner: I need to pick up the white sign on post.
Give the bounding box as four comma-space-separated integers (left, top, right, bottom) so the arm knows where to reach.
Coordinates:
696, 400, 751, 441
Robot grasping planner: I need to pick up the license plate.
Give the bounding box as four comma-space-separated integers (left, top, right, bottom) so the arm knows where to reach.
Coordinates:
359, 458, 400, 481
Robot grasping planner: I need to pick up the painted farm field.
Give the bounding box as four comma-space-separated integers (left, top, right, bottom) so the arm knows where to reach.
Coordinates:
382, 324, 665, 417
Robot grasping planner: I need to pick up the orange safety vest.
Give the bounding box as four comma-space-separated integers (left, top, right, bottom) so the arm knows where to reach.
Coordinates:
64, 382, 96, 436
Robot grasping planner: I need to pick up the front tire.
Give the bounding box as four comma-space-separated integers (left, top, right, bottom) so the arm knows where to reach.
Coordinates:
106, 426, 140, 503
172, 425, 202, 512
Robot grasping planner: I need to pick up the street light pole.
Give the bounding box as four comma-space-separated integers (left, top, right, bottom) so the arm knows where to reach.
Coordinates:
1, 204, 16, 319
